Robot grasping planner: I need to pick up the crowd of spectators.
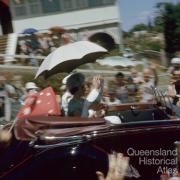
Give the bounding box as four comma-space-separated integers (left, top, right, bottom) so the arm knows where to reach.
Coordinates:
16, 32, 72, 66
0, 57, 180, 122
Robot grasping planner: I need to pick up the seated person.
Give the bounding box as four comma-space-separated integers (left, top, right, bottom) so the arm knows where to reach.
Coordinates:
139, 65, 158, 102
114, 72, 129, 103
129, 67, 142, 84
66, 73, 104, 117
102, 80, 121, 106
115, 72, 138, 103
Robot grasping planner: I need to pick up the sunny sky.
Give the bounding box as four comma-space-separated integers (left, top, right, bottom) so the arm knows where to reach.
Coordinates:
118, 0, 175, 31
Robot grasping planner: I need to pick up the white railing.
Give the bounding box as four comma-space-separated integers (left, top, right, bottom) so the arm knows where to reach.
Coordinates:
0, 53, 45, 62
4, 33, 18, 62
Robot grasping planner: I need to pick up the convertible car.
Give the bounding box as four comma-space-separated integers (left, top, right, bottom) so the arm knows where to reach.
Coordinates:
0, 99, 180, 180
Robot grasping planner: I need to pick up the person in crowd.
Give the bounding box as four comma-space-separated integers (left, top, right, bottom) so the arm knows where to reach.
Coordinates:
168, 58, 180, 77
3, 73, 17, 102
61, 33, 73, 45
165, 76, 180, 118
0, 75, 16, 122
139, 64, 158, 103
66, 73, 105, 117
166, 72, 180, 102
171, 65, 180, 77
160, 142, 180, 179
102, 80, 121, 106
166, 81, 177, 100
115, 72, 129, 103
18, 39, 28, 55
0, 129, 12, 153
52, 34, 61, 47
37, 34, 50, 55
96, 152, 129, 180
20, 82, 39, 104
11, 75, 24, 100
173, 80, 180, 107
166, 57, 180, 94
126, 77, 138, 103
28, 34, 40, 66
7, 75, 24, 119
129, 67, 142, 84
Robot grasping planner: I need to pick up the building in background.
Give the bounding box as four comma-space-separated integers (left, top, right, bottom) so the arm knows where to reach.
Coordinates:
9, 0, 121, 49
0, 0, 123, 64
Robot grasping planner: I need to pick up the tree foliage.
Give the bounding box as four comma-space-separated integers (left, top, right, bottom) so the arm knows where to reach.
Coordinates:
129, 23, 148, 33
155, 2, 180, 63
125, 36, 163, 52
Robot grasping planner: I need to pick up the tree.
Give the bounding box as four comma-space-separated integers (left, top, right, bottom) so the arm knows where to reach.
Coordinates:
156, 2, 180, 64
153, 16, 164, 33
129, 23, 148, 33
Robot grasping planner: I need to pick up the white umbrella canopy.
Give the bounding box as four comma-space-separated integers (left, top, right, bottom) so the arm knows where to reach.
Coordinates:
35, 41, 107, 78
96, 56, 135, 68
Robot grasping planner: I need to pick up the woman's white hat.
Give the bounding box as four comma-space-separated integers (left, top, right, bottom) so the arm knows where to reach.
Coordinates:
171, 57, 180, 64
25, 82, 38, 90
